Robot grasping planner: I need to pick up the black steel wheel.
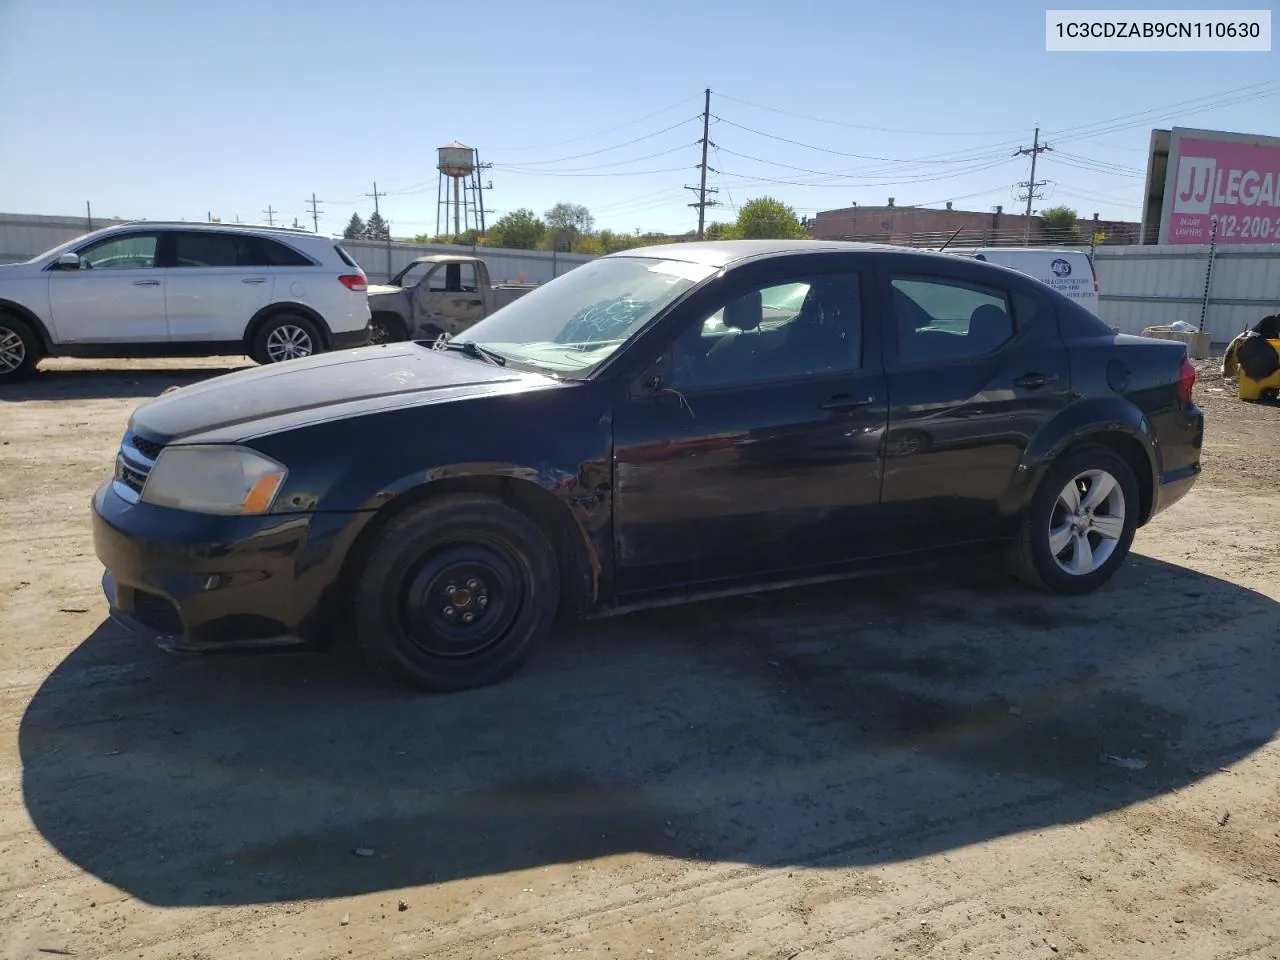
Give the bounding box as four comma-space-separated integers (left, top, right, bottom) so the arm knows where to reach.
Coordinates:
352, 493, 560, 692
370, 313, 408, 345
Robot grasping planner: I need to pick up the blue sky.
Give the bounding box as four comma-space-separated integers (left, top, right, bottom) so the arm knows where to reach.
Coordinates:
0, 0, 1276, 237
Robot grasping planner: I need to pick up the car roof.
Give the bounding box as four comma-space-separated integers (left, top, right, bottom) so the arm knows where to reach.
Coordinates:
602, 238, 950, 269
105, 221, 335, 241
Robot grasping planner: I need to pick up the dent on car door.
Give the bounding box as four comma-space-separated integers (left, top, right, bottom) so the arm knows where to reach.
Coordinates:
47, 231, 167, 343
879, 263, 1070, 547
611, 260, 889, 595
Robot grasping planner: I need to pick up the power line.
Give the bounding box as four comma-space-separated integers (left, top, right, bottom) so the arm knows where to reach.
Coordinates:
487, 117, 700, 166
713, 91, 1028, 137
484, 95, 702, 153
491, 143, 694, 174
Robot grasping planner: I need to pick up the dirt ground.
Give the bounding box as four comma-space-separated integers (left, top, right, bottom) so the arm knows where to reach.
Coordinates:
1, 356, 1278, 960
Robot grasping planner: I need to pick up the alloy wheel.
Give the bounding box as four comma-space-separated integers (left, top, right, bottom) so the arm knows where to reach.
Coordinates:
265, 324, 314, 362
0, 326, 26, 374
1047, 468, 1126, 576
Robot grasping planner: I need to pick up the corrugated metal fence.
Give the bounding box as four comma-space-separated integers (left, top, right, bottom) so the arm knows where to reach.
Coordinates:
2, 213, 1276, 345
1092, 243, 1280, 345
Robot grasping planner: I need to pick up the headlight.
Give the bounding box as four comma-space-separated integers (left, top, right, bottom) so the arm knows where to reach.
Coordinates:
141, 445, 288, 516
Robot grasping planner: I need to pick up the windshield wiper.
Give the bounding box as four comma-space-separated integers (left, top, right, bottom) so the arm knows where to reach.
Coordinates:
433, 339, 507, 366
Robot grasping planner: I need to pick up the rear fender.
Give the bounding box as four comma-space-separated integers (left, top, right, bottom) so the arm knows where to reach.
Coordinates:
1000, 397, 1159, 522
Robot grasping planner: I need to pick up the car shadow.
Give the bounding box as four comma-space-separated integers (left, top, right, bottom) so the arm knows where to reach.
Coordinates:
3, 364, 251, 401
19, 555, 1279, 907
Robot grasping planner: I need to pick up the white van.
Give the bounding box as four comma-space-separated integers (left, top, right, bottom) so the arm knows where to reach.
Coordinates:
945, 248, 1101, 316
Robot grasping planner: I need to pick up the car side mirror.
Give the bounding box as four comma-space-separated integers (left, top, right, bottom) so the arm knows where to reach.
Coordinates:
54, 253, 81, 270
629, 353, 672, 399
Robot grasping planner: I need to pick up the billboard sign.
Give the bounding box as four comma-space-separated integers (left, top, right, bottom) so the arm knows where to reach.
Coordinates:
1159, 127, 1280, 245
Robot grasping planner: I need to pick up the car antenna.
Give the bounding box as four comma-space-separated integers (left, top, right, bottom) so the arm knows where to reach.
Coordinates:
936, 227, 964, 253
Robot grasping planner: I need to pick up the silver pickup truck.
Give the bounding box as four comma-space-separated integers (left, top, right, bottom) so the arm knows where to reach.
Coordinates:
366, 254, 538, 343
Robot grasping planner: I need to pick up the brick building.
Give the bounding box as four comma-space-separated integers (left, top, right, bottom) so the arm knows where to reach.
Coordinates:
808, 200, 1140, 247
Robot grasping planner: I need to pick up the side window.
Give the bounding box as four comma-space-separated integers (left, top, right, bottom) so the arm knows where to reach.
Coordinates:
249, 237, 313, 267
669, 272, 863, 391
890, 275, 1014, 365
428, 262, 477, 293
171, 232, 240, 268
77, 234, 158, 270
397, 261, 433, 289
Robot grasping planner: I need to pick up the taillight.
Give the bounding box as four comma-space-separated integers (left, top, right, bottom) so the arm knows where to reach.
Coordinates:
1177, 356, 1196, 404
338, 273, 367, 292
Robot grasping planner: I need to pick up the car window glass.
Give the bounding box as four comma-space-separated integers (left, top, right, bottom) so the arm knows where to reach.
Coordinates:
249, 237, 312, 267
77, 234, 158, 270
172, 232, 240, 268
670, 272, 863, 390
428, 262, 477, 292
890, 276, 1014, 364
398, 262, 432, 288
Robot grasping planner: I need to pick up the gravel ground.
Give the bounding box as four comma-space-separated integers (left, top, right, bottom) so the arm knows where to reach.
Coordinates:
1, 356, 1278, 960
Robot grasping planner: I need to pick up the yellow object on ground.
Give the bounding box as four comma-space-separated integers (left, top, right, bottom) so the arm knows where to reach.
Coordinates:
1237, 339, 1280, 400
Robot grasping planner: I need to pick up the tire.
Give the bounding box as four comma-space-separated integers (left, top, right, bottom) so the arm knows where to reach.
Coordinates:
370, 313, 408, 345
250, 313, 324, 365
1009, 443, 1139, 595
0, 314, 41, 382
352, 493, 560, 692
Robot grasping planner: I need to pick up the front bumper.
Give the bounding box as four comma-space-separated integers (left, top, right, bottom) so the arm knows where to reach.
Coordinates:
92, 480, 360, 651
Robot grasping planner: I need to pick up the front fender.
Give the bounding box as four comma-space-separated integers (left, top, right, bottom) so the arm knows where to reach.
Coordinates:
999, 396, 1160, 522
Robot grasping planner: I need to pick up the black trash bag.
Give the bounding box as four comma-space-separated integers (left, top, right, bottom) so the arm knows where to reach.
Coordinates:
1251, 314, 1280, 339
1236, 330, 1280, 381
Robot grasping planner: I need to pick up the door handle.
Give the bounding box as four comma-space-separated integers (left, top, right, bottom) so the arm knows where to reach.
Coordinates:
241, 277, 267, 284
132, 279, 161, 286
1014, 373, 1059, 390
818, 393, 875, 412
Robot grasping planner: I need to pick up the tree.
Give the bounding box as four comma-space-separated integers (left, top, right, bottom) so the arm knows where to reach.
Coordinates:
343, 213, 366, 240
1040, 205, 1081, 243
365, 210, 390, 240
487, 208, 545, 250
734, 197, 809, 240
545, 202, 594, 236
704, 220, 739, 241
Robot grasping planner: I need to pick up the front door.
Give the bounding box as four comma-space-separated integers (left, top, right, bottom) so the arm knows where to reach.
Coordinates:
878, 255, 1073, 547
47, 231, 167, 344
417, 261, 484, 335
163, 230, 274, 343
612, 259, 888, 596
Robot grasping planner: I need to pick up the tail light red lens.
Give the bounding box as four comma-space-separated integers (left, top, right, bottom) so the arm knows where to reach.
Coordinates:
1177, 356, 1196, 403
339, 273, 367, 292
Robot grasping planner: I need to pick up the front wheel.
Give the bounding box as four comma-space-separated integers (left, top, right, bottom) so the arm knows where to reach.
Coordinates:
352, 494, 560, 692
1009, 444, 1139, 595
250, 313, 324, 365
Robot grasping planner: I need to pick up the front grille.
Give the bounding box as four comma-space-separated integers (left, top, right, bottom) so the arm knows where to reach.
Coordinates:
112, 432, 165, 503
130, 434, 165, 461
133, 590, 184, 634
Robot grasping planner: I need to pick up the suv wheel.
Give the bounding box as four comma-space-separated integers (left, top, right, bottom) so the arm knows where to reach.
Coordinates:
251, 313, 324, 365
352, 493, 560, 692
370, 313, 408, 345
0, 315, 41, 382
1010, 444, 1139, 595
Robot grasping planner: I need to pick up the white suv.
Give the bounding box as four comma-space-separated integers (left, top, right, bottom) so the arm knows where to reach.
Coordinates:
0, 221, 372, 382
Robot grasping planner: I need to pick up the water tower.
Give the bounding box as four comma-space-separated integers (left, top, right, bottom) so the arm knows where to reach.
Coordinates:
436, 141, 488, 238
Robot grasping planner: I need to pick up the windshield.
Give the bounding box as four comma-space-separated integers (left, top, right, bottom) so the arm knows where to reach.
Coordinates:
450, 256, 718, 376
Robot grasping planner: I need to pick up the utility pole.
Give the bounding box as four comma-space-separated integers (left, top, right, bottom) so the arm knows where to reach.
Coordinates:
1014, 126, 1052, 245
686, 88, 720, 239
85, 201, 92, 230
366, 181, 386, 218
263, 205, 277, 226
306, 193, 323, 233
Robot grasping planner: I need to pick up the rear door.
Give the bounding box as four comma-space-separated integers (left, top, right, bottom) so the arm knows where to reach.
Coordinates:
878, 253, 1071, 547
163, 231, 275, 343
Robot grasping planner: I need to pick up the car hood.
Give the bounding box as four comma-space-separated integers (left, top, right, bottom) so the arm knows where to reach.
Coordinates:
128, 343, 558, 444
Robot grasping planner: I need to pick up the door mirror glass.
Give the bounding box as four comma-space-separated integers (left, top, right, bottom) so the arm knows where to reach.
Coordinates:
54, 252, 81, 270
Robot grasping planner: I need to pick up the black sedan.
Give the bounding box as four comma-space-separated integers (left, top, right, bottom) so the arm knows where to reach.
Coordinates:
92, 240, 1204, 691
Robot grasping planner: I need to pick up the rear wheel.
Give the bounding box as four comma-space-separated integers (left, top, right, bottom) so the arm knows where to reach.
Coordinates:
250, 313, 324, 365
1009, 444, 1139, 595
370, 313, 408, 345
0, 314, 41, 382
352, 494, 560, 692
